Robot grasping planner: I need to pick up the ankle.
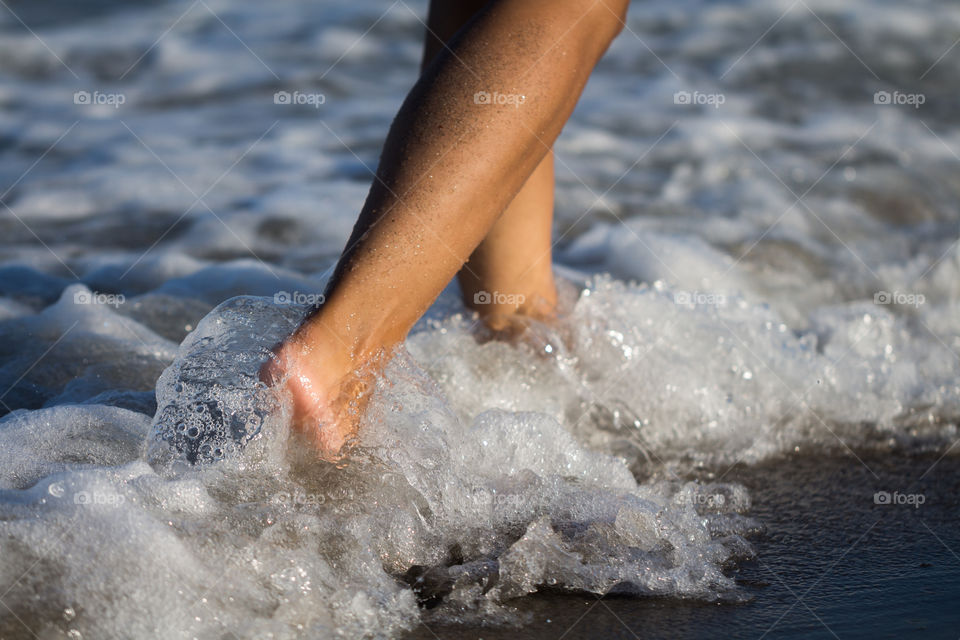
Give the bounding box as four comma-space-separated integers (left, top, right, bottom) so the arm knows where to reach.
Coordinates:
284, 316, 354, 385
465, 277, 557, 322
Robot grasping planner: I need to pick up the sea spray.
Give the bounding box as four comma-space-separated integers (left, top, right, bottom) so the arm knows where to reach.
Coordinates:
149, 296, 307, 464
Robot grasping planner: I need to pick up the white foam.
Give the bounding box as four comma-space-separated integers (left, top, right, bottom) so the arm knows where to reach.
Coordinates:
1, 0, 959, 635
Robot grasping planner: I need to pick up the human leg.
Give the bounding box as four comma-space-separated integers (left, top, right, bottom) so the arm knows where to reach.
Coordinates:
265, 0, 629, 456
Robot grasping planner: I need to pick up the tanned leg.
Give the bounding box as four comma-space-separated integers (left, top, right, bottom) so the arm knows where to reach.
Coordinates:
423, 0, 559, 330
264, 0, 629, 457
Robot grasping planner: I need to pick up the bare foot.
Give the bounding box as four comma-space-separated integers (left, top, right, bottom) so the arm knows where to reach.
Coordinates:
471, 277, 580, 355
260, 326, 380, 460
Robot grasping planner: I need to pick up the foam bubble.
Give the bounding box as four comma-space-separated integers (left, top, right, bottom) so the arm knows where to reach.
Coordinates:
149, 295, 306, 464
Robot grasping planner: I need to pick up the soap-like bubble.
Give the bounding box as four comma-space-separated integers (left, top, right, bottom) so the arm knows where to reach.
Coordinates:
148, 296, 308, 464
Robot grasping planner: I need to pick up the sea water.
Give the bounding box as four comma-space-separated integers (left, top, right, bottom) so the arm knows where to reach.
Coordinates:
0, 0, 958, 637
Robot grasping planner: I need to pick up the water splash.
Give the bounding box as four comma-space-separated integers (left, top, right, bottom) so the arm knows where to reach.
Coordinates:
148, 296, 307, 464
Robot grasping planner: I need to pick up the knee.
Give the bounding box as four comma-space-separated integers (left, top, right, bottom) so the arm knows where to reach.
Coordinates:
578, 0, 631, 50
602, 0, 630, 40
498, 0, 629, 60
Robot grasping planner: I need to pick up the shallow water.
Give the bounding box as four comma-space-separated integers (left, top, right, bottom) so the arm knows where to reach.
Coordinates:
407, 454, 960, 639
1, 0, 959, 638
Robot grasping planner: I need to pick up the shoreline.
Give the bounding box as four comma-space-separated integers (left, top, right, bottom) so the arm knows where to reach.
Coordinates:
406, 452, 960, 639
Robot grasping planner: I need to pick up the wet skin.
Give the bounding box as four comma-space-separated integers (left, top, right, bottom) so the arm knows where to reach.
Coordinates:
262, 0, 629, 458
